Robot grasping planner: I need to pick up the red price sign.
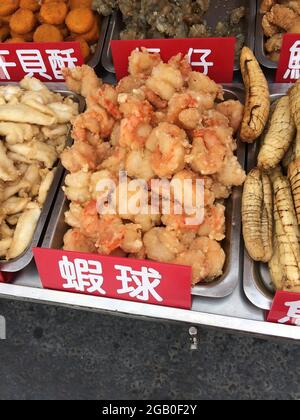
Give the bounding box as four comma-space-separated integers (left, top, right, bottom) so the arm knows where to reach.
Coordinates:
276, 34, 300, 83
33, 248, 192, 309
267, 291, 300, 326
0, 42, 84, 82
111, 38, 236, 83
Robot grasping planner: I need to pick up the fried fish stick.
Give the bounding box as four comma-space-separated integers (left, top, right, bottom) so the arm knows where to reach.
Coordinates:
273, 173, 300, 289
269, 235, 284, 291
0, 104, 57, 125
240, 47, 270, 143
7, 206, 41, 259
261, 172, 273, 262
258, 96, 295, 170
242, 168, 265, 261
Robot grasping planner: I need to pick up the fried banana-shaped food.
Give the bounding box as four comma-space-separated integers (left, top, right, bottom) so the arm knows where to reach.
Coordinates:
242, 168, 273, 262
269, 235, 284, 291
240, 47, 270, 143
258, 96, 295, 170
289, 79, 300, 158
282, 139, 296, 170
0, 104, 56, 126
273, 171, 300, 290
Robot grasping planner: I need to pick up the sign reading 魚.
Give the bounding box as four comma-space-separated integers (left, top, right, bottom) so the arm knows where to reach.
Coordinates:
0, 42, 84, 82
111, 38, 236, 83
276, 34, 300, 83
267, 291, 300, 326
33, 248, 192, 309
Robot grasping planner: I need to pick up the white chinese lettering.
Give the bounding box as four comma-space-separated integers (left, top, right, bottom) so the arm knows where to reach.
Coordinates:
0, 51, 16, 80
16, 49, 52, 80
187, 48, 213, 75
115, 265, 163, 302
46, 49, 78, 80
284, 41, 300, 80
59, 256, 105, 295
278, 300, 300, 326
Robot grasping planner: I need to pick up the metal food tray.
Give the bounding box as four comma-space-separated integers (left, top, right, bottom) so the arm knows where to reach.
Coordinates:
41, 85, 245, 299
255, 0, 277, 69
243, 84, 291, 310
88, 15, 110, 69
0, 86, 85, 273
101, 0, 256, 74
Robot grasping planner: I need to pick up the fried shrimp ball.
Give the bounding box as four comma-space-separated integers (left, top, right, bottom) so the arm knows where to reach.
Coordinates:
10, 8, 36, 34
66, 8, 95, 34
40, 2, 68, 25
69, 0, 92, 9
11, 29, 34, 41
0, 1, 19, 17
33, 23, 63, 42
20, 0, 40, 12
75, 17, 98, 44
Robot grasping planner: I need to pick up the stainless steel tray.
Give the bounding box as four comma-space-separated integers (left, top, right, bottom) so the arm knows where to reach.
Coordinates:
88, 15, 110, 69
101, 0, 256, 74
243, 84, 291, 310
255, 0, 277, 69
42, 85, 245, 299
0, 86, 85, 273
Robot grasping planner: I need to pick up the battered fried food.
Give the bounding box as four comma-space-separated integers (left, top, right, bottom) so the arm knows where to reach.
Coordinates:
5, 36, 26, 42
33, 23, 63, 42
40, 2, 68, 25
19, 0, 40, 12
65, 7, 94, 33
0, 1, 19, 17
260, 0, 276, 13
9, 8, 36, 34
265, 32, 283, 53
11, 29, 33, 41
0, 25, 10, 41
75, 16, 98, 43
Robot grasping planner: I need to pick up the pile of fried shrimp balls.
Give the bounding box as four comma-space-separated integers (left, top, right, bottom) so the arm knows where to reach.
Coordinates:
0, 0, 99, 62
61, 50, 246, 285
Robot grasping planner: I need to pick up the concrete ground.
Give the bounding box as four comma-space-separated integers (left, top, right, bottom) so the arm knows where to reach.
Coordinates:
0, 298, 299, 400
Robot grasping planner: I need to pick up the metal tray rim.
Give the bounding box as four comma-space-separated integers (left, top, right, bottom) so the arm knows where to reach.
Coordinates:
88, 15, 110, 69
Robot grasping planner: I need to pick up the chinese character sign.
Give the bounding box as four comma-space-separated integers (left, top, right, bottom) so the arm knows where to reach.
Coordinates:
267, 291, 300, 326
276, 34, 300, 83
0, 43, 83, 82
33, 248, 192, 309
110, 38, 236, 83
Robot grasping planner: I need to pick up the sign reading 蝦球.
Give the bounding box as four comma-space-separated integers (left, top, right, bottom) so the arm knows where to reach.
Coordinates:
0, 42, 84, 82
33, 248, 192, 309
111, 38, 236, 83
276, 34, 300, 83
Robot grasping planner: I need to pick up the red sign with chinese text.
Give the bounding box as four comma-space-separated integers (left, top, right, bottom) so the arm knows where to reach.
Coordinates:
111, 38, 236, 83
0, 42, 84, 82
33, 248, 192, 309
0, 272, 14, 284
267, 291, 300, 326
276, 34, 300, 83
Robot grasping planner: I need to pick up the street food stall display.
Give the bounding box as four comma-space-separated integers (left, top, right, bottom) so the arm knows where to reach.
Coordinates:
1, 0, 300, 342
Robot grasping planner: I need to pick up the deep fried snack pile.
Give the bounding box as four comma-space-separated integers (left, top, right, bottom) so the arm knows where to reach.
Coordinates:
260, 0, 300, 62
0, 0, 99, 62
62, 50, 246, 285
92, 0, 245, 54
0, 78, 78, 260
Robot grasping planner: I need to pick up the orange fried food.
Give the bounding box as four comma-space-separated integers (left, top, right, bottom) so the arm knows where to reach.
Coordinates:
66, 8, 94, 34
0, 25, 10, 41
40, 2, 68, 25
11, 29, 34, 41
42, 0, 68, 3
76, 38, 91, 61
75, 16, 99, 44
69, 0, 92, 9
0, 14, 13, 24
5, 36, 26, 43
56, 24, 69, 38
0, 1, 19, 17
33, 23, 63, 42
10, 8, 37, 34
20, 0, 40, 12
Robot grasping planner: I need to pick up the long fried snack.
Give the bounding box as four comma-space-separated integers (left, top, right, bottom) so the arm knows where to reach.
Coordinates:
273, 172, 300, 290
269, 235, 284, 291
258, 96, 295, 170
242, 168, 273, 262
240, 47, 270, 143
